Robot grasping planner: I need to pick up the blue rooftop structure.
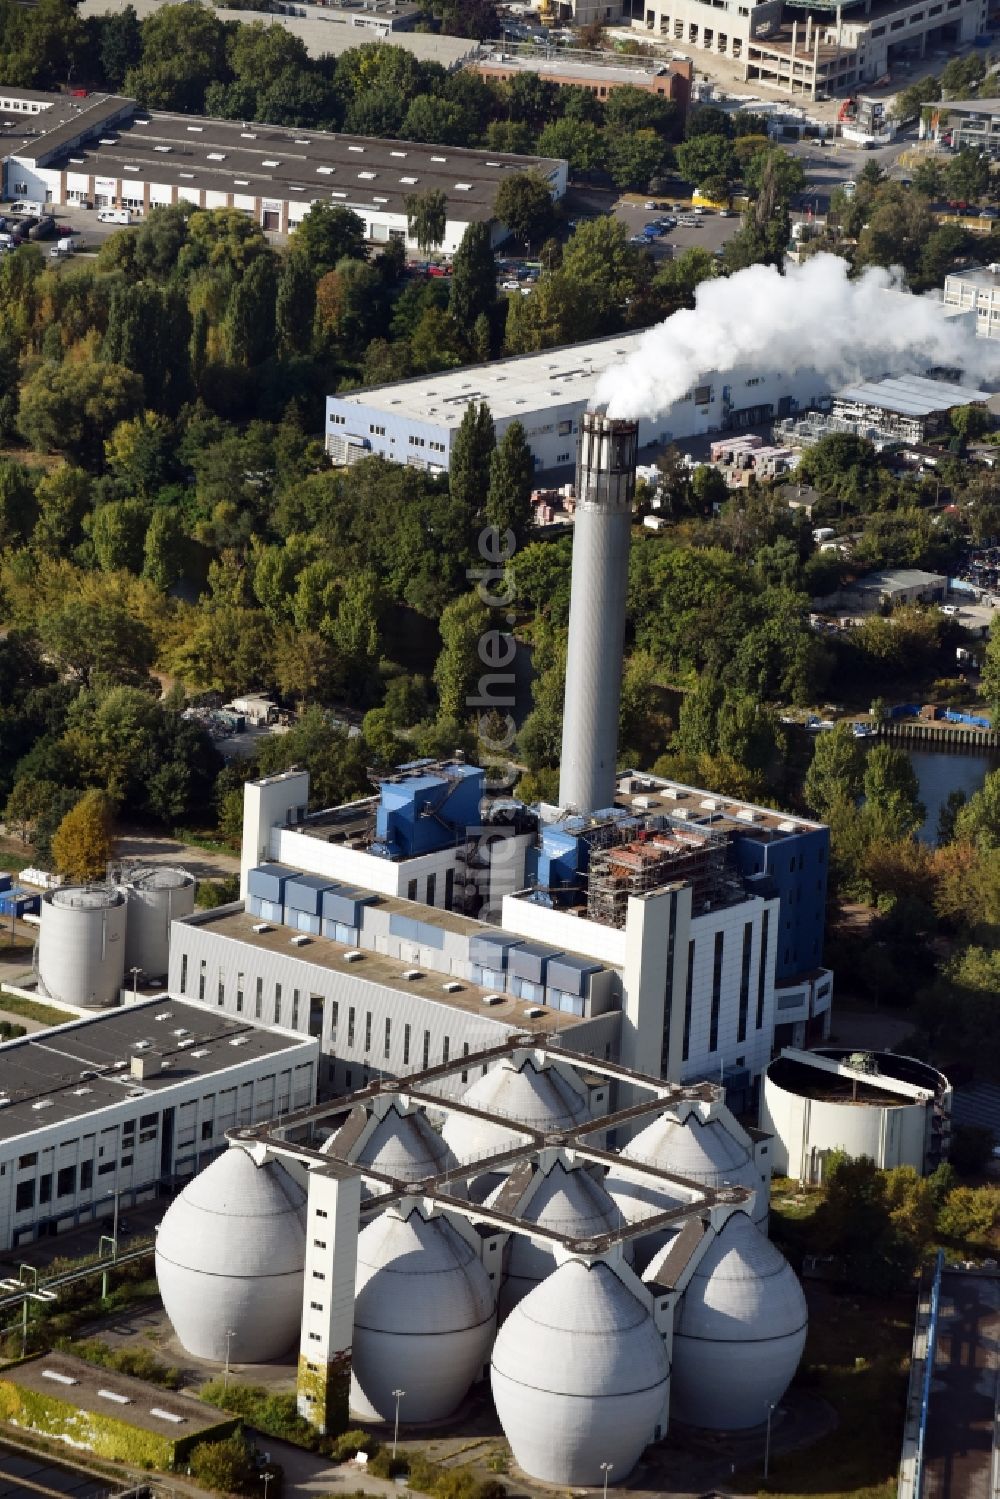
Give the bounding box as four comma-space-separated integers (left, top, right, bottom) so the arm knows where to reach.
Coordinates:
373, 760, 485, 860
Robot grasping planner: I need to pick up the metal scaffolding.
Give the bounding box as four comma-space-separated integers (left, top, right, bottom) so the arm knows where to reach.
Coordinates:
586, 819, 732, 928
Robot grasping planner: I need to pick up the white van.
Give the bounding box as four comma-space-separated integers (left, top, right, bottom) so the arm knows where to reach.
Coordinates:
96, 208, 132, 225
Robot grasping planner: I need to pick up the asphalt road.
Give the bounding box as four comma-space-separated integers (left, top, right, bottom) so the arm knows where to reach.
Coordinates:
786, 128, 918, 215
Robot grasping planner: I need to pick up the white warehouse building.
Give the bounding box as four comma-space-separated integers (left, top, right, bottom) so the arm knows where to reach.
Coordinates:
324, 331, 835, 472
0, 87, 566, 253
0, 997, 318, 1252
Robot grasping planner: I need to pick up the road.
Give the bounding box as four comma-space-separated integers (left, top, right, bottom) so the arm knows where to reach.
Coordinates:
785, 129, 917, 216
922, 1270, 1000, 1499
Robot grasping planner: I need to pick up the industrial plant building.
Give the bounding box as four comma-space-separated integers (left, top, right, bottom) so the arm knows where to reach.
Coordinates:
169, 411, 832, 1102
324, 332, 836, 471
558, 0, 985, 97
154, 1039, 808, 1483
829, 374, 990, 445
472, 45, 693, 109
0, 87, 566, 253
761, 1048, 952, 1180
0, 998, 318, 1251
943, 264, 1000, 339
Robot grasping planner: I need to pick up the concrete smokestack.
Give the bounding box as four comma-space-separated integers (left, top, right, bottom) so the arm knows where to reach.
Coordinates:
558, 411, 639, 814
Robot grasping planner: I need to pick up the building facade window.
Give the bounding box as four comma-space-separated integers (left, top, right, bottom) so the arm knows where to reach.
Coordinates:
737, 921, 753, 1044
709, 931, 724, 1053
756, 910, 770, 1030
682, 939, 695, 1063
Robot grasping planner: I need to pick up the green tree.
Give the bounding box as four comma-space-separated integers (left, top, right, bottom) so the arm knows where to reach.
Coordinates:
892, 74, 942, 120
37, 596, 154, 686
406, 189, 448, 257
51, 790, 116, 883
537, 118, 607, 173
32, 465, 90, 556
954, 768, 1000, 849
863, 742, 925, 837
434, 591, 490, 720
255, 706, 369, 808
493, 172, 555, 247
945, 146, 990, 201
275, 252, 316, 358
605, 128, 667, 190
91, 500, 149, 574
143, 506, 187, 589
449, 399, 495, 531
803, 721, 865, 819
227, 255, 277, 367
18, 360, 143, 468
743, 146, 806, 201
675, 133, 736, 188
125, 3, 227, 110
96, 4, 142, 87
485, 420, 533, 545
290, 203, 366, 276
0, 460, 38, 549
560, 216, 641, 336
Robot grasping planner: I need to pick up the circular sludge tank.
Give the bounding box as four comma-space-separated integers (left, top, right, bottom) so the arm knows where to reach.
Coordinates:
155, 1147, 307, 1363
38, 886, 127, 1009
122, 866, 196, 982
351, 1204, 496, 1424
441, 1057, 589, 1166
491, 1258, 669, 1486
611, 1110, 767, 1225
489, 1161, 622, 1315
666, 1209, 807, 1431
761, 1049, 951, 1180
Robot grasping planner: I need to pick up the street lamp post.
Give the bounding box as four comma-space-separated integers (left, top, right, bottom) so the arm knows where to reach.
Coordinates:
763, 1402, 777, 1480
262, 1472, 272, 1499
392, 1388, 405, 1459
600, 1462, 613, 1499
224, 1329, 236, 1390
129, 966, 141, 1003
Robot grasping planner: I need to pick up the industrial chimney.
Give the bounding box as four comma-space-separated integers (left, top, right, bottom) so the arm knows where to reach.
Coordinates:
558, 411, 639, 814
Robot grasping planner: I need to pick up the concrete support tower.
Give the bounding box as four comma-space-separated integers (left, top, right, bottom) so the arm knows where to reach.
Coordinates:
559, 412, 639, 814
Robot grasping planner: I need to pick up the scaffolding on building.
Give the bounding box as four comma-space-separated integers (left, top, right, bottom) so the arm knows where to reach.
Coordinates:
586, 818, 733, 928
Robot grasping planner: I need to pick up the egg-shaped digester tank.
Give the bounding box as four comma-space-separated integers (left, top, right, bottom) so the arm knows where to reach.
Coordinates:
489, 1161, 622, 1315
123, 866, 196, 981
350, 1204, 495, 1424
441, 1057, 589, 1164
617, 1110, 767, 1224
38, 886, 127, 1009
155, 1146, 307, 1363
491, 1258, 669, 1485
668, 1209, 807, 1430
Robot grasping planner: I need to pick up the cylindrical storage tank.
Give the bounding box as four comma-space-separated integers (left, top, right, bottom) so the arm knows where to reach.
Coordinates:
155, 1146, 307, 1363
761, 1049, 951, 1180
351, 1205, 496, 1424
489, 1162, 622, 1315
602, 1167, 687, 1274
441, 1057, 589, 1165
38, 886, 127, 1009
667, 1210, 807, 1430
123, 867, 196, 982
491, 1258, 669, 1485
616, 1110, 767, 1225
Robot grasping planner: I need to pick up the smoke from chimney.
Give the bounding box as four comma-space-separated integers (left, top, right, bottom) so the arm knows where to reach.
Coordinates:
559, 412, 639, 815
594, 254, 999, 422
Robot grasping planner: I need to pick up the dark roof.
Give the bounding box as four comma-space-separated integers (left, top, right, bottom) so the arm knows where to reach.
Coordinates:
0, 998, 311, 1145
6, 1352, 235, 1437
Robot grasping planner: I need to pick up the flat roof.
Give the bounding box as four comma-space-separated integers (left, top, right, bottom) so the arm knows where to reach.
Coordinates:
0, 999, 311, 1145
946, 265, 1000, 290
76, 0, 473, 63
938, 96, 1000, 117
856, 567, 946, 589
613, 771, 825, 837
833, 374, 990, 417
11, 101, 561, 223
329, 330, 649, 428
475, 47, 681, 87
7, 1353, 232, 1438
188, 906, 602, 1032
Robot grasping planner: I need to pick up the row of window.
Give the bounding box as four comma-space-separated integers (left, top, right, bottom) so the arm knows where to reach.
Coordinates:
680, 914, 771, 1064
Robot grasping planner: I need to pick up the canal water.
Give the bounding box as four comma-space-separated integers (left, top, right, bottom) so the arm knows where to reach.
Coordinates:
906, 745, 1000, 844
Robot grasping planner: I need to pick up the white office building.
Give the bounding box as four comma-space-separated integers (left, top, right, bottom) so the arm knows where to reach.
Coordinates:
0, 998, 318, 1252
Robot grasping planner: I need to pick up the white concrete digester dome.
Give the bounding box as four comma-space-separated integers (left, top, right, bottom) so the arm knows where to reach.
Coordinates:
155, 1145, 307, 1363
37, 886, 127, 1009
666, 1209, 807, 1430
608, 1107, 767, 1226
350, 1203, 496, 1423
489, 1160, 622, 1314
324, 1101, 461, 1190
491, 1258, 669, 1485
441, 1056, 590, 1165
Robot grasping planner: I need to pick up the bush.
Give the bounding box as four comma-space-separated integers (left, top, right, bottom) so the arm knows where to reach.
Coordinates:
64, 1337, 182, 1389
369, 1449, 506, 1499
330, 1430, 379, 1461
190, 1431, 260, 1496
200, 1379, 322, 1450
937, 1184, 1000, 1244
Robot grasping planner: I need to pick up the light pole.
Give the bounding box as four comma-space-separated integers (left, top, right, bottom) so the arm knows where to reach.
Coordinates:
763, 1401, 777, 1480
600, 1461, 613, 1499
224, 1329, 235, 1390
130, 966, 141, 1003
261, 1472, 272, 1499
392, 1388, 405, 1459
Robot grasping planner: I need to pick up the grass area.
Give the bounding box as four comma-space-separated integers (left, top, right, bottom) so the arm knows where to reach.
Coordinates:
0, 993, 73, 1027
743, 1287, 913, 1499
173, 827, 238, 857
0, 852, 32, 874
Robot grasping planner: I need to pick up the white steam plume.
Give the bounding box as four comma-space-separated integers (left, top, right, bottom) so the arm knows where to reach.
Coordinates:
594, 253, 1000, 421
